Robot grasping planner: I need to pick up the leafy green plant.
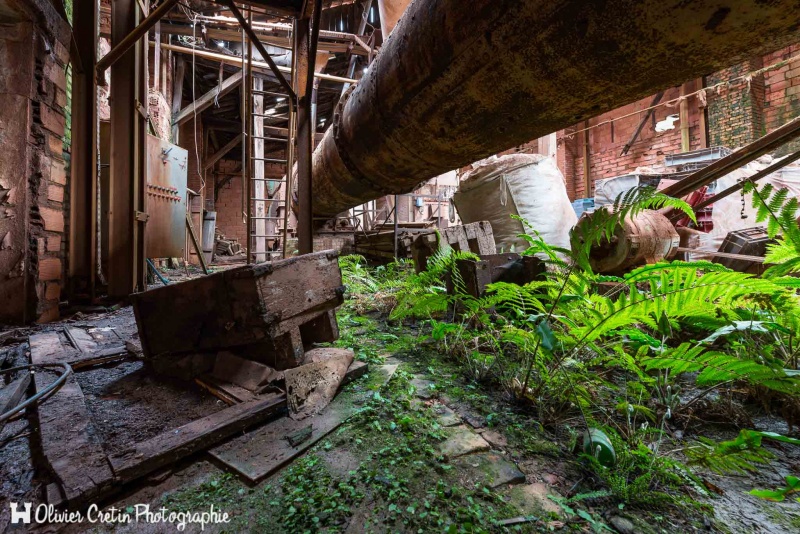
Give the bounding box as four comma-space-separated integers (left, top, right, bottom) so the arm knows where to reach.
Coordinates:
685, 429, 800, 475
750, 475, 800, 502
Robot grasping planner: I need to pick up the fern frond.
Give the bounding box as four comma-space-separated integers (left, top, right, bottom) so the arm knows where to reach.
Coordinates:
643, 343, 800, 394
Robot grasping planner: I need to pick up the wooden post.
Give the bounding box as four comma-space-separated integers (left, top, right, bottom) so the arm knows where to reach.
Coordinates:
582, 121, 591, 198
170, 55, 185, 143
680, 82, 691, 152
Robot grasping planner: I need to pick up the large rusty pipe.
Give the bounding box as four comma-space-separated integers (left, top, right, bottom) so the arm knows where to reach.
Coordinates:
311, 0, 800, 219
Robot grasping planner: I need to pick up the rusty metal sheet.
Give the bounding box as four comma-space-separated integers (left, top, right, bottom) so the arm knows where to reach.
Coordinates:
146, 134, 188, 258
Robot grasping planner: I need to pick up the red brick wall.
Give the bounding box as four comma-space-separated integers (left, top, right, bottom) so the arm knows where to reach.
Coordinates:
0, 0, 71, 324
763, 44, 800, 155
558, 82, 703, 200
214, 160, 247, 247
554, 43, 800, 201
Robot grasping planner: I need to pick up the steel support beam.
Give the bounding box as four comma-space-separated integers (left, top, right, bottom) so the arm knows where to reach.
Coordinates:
223, 0, 298, 107
96, 0, 178, 83
661, 116, 800, 199
108, 0, 147, 297
172, 71, 243, 127
296, 0, 322, 254
311, 0, 800, 219
68, 0, 98, 297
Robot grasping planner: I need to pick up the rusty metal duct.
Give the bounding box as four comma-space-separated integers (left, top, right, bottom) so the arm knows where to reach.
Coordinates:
311, 0, 800, 218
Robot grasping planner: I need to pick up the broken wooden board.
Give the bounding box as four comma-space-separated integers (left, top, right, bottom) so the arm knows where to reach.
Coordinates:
29, 329, 129, 370
109, 393, 286, 485
195, 374, 262, 405
32, 371, 114, 508
110, 360, 370, 485
208, 363, 397, 483
0, 373, 31, 433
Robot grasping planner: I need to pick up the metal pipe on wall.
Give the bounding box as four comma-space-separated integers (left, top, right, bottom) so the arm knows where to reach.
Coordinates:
311, 0, 800, 219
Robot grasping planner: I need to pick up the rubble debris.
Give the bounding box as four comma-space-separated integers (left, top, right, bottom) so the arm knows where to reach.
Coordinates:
211, 351, 282, 392
131, 250, 345, 377
285, 348, 354, 420
214, 231, 243, 256
0, 373, 30, 433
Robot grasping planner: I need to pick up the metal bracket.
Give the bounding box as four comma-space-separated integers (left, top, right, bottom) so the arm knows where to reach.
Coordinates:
135, 100, 150, 121
135, 211, 149, 223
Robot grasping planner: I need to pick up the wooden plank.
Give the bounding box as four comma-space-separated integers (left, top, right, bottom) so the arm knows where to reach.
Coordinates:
109, 394, 286, 484
0, 373, 31, 432
31, 339, 114, 507
30, 330, 129, 369
173, 71, 243, 127
209, 363, 394, 483
204, 133, 242, 170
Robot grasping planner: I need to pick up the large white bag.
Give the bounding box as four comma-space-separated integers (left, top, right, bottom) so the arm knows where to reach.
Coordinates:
453, 154, 577, 252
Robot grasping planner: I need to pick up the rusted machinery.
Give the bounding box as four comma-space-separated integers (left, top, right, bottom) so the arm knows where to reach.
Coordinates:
577, 210, 680, 274
311, 0, 800, 219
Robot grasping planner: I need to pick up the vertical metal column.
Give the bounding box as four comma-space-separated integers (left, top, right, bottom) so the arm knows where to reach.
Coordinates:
108, 0, 146, 296
296, 0, 322, 255
69, 0, 98, 297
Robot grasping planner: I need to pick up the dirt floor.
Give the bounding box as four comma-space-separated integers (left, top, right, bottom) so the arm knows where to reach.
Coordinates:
2, 262, 800, 533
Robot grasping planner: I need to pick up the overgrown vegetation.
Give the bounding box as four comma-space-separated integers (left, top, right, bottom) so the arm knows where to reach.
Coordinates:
338, 184, 800, 521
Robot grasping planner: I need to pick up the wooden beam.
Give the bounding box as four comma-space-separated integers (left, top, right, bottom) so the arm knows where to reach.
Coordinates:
680, 82, 690, 152
170, 55, 185, 142
159, 42, 358, 84
620, 92, 663, 156
68, 0, 98, 297
205, 133, 243, 169
224, 0, 297, 106
109, 395, 286, 484
173, 71, 243, 127
31, 332, 115, 508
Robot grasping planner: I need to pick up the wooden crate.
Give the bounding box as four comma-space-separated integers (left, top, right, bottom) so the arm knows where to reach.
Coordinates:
131, 250, 344, 375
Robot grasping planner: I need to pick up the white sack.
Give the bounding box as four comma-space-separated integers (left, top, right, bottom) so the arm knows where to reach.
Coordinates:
453, 154, 577, 252
594, 175, 640, 206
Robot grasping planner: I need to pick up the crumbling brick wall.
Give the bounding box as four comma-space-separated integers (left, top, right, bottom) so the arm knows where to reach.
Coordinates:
557, 82, 703, 200
213, 158, 285, 252
707, 58, 766, 149
763, 45, 800, 156
0, 0, 71, 324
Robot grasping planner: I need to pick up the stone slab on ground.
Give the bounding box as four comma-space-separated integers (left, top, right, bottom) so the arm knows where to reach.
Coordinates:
454, 451, 526, 489
481, 430, 508, 449
432, 402, 461, 427
439, 425, 490, 459
504, 482, 563, 517
410, 377, 437, 399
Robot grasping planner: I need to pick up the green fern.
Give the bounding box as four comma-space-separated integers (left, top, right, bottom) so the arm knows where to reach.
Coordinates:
643, 342, 800, 395
742, 183, 800, 277
570, 187, 696, 272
